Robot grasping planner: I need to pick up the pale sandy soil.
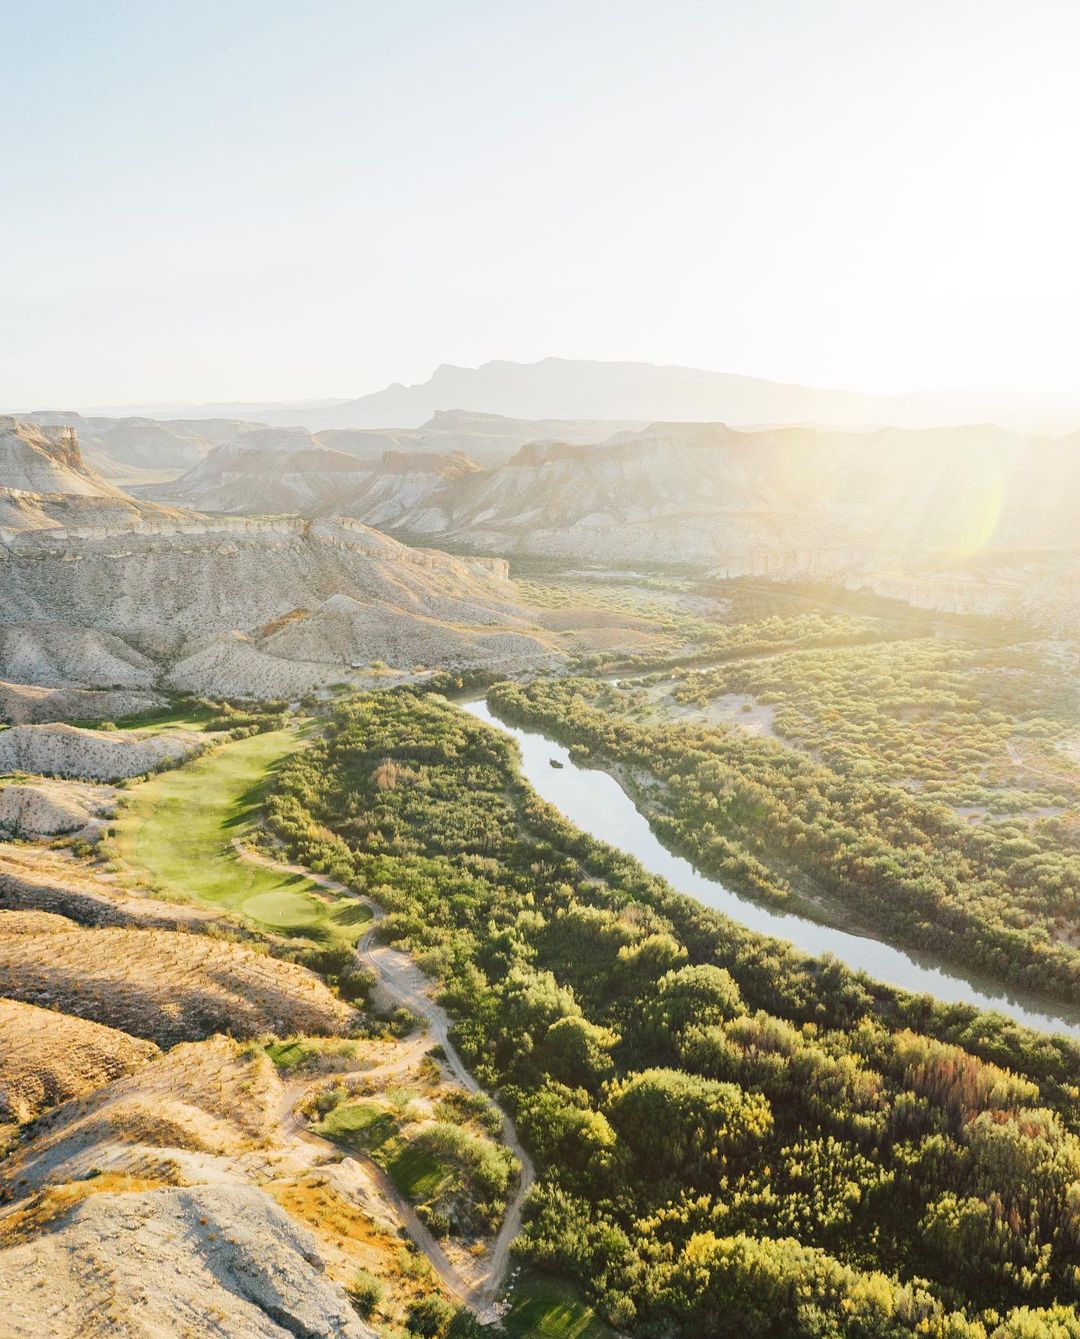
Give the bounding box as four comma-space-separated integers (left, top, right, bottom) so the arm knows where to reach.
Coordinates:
637, 682, 778, 737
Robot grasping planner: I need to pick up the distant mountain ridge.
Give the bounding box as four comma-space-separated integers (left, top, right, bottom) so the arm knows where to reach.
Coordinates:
287, 359, 1080, 434
24, 357, 1080, 434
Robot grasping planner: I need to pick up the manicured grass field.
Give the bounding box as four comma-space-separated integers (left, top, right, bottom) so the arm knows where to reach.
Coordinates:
503, 1273, 614, 1339
264, 1038, 363, 1072
112, 724, 369, 942
315, 1101, 398, 1151
384, 1141, 449, 1202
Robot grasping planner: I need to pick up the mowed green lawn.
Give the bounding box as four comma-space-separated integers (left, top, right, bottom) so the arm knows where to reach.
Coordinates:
113, 725, 369, 943
315, 1101, 398, 1151
70, 703, 221, 734
503, 1273, 614, 1339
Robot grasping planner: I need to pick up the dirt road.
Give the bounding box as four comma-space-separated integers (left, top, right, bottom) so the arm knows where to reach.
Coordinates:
234, 840, 535, 1323
1005, 739, 1080, 789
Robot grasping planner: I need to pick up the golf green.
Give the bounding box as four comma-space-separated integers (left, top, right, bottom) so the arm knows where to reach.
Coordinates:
113, 725, 369, 942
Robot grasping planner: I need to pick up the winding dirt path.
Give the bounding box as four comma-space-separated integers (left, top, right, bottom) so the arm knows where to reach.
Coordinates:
233, 840, 535, 1323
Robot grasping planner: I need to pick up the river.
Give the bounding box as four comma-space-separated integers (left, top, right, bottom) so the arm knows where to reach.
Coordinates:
462, 698, 1080, 1040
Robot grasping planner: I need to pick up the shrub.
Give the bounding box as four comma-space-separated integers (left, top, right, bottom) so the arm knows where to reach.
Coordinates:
406, 1295, 456, 1336
347, 1268, 382, 1318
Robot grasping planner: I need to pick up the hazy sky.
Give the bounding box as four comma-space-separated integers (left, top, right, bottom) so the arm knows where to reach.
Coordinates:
3, 0, 1078, 408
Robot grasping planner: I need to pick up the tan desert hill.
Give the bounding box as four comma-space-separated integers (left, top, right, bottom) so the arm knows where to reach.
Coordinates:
0, 418, 199, 539
0, 680, 162, 725
388, 420, 1080, 551
0, 912, 353, 1044
313, 407, 646, 464
0, 722, 209, 780
17, 406, 643, 484
0, 623, 156, 688
20, 410, 269, 483
1, 494, 558, 694
0, 851, 516, 1335
0, 1006, 513, 1336
0, 1183, 376, 1339
0, 778, 117, 840
0, 1035, 285, 1197
0, 844, 230, 930
39, 402, 643, 463
0, 1037, 375, 1337
0, 486, 191, 536
0, 418, 131, 498
0, 998, 159, 1126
